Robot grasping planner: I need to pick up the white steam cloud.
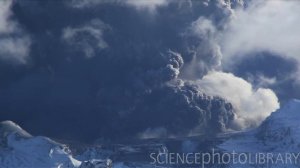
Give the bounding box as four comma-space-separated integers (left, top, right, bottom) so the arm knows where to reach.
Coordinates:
0, 0, 15, 33
181, 17, 222, 79
221, 0, 300, 67
0, 0, 31, 64
195, 71, 279, 130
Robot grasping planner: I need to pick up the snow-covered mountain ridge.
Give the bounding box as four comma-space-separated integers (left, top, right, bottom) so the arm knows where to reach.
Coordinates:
220, 99, 300, 152
2, 99, 300, 168
0, 121, 112, 168
219, 99, 300, 167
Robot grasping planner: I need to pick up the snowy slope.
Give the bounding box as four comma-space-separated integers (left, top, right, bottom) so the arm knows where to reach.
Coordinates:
219, 99, 300, 167
0, 121, 111, 168
220, 99, 300, 152
4, 98, 299, 168
0, 120, 171, 168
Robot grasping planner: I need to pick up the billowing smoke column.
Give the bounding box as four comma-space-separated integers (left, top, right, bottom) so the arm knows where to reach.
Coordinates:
195, 71, 279, 130
0, 0, 279, 141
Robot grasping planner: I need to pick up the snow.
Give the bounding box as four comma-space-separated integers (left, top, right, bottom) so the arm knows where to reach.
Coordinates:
0, 120, 31, 139
2, 99, 300, 168
0, 121, 111, 168
220, 99, 300, 151
0, 133, 81, 168
219, 99, 300, 167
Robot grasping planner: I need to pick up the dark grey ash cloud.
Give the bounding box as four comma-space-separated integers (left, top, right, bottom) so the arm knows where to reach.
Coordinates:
0, 0, 283, 142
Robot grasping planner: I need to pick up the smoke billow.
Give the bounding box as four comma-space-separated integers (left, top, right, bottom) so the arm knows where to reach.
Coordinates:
0, 0, 31, 63
221, 0, 300, 65
0, 0, 283, 141
62, 19, 109, 58
195, 71, 279, 129
181, 16, 222, 79
213, 0, 300, 102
